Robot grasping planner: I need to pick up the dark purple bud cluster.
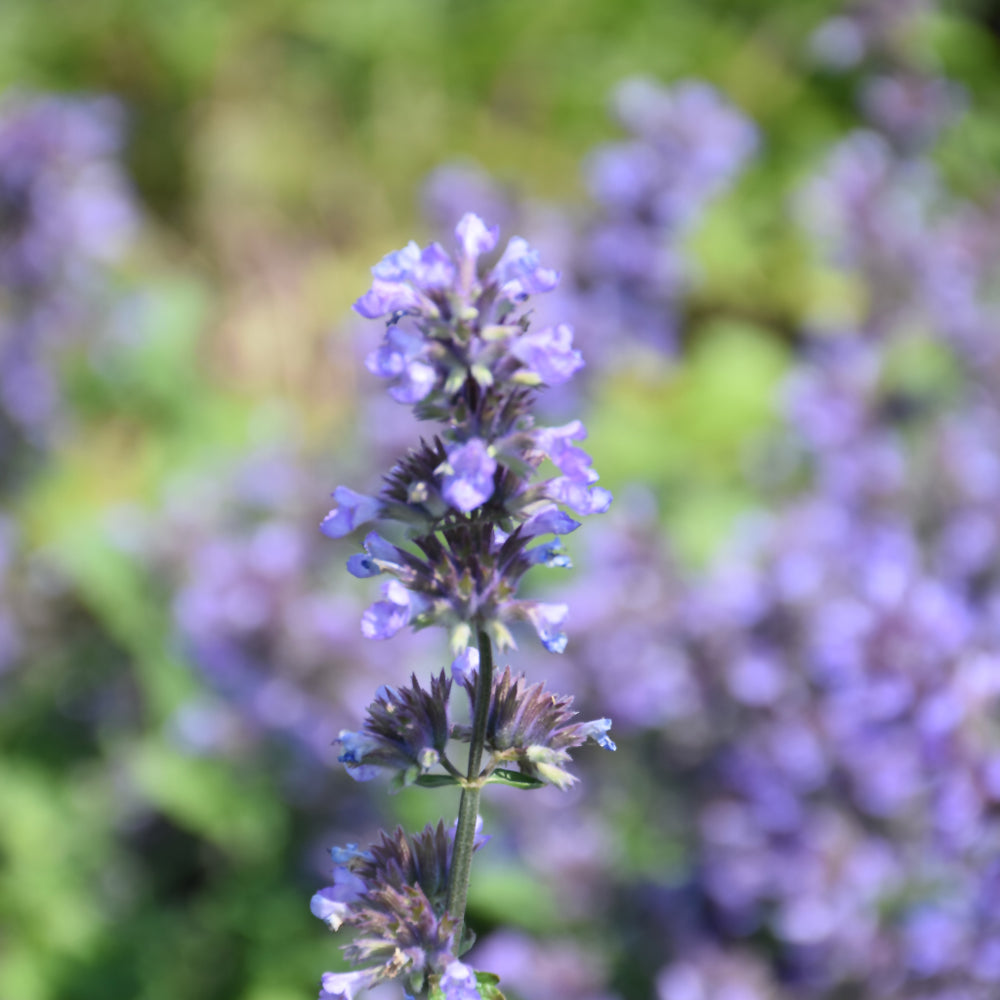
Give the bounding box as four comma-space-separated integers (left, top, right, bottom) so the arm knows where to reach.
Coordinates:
342, 467, 581, 655
311, 824, 486, 1000
454, 667, 614, 791
336, 666, 612, 794
336, 672, 452, 787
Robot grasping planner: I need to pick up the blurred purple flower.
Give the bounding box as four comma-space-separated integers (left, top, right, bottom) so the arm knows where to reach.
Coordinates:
0, 91, 137, 444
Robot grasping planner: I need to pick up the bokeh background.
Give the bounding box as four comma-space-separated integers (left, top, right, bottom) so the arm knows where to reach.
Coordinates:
4, 1, 1000, 998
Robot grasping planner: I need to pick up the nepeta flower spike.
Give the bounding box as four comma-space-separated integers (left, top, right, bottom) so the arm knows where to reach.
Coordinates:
313, 213, 613, 1000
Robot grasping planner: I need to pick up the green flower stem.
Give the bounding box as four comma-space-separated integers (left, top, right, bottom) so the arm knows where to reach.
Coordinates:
446, 628, 494, 927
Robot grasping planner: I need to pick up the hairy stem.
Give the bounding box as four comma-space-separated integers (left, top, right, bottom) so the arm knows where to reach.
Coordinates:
446, 628, 494, 926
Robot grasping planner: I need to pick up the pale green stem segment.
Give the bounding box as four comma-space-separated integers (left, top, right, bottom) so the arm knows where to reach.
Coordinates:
445, 628, 494, 927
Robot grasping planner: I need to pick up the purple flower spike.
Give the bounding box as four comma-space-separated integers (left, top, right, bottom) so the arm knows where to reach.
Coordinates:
317, 212, 616, 998
512, 324, 585, 386
310, 824, 486, 997
438, 438, 498, 512
0, 95, 138, 440
318, 212, 616, 1000
440, 962, 481, 1000
456, 212, 499, 259
321, 487, 381, 538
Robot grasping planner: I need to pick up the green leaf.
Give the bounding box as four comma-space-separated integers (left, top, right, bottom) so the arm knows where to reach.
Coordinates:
413, 773, 461, 788
475, 971, 507, 1000
486, 768, 544, 790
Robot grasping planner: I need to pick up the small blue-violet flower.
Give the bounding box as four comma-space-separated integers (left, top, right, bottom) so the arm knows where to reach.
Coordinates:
438, 962, 482, 1000
437, 439, 498, 513
321, 487, 382, 539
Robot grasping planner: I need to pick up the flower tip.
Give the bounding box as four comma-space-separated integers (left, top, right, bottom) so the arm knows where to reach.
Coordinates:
352, 289, 386, 319
320, 969, 377, 1000
319, 512, 348, 539
542, 632, 568, 654
591, 487, 614, 514
309, 888, 349, 931
455, 211, 500, 257
346, 553, 381, 578
321, 488, 381, 538
525, 602, 569, 653
581, 717, 616, 750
